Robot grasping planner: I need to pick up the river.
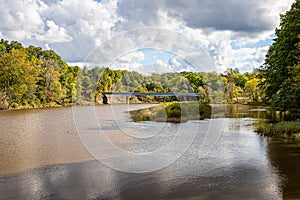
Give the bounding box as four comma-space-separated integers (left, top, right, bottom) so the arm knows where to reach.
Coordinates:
0, 104, 299, 199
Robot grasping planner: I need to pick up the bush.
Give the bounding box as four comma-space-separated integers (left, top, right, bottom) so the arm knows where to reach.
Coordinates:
129, 101, 211, 123
255, 121, 300, 143
10, 102, 19, 108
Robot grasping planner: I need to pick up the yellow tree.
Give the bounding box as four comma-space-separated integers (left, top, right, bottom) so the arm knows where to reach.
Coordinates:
0, 49, 37, 107
245, 78, 260, 102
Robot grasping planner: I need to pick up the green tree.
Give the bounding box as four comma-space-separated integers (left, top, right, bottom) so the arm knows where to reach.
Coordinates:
181, 72, 204, 92
0, 39, 23, 54
95, 68, 123, 103
260, 0, 300, 111
0, 49, 37, 107
37, 59, 63, 104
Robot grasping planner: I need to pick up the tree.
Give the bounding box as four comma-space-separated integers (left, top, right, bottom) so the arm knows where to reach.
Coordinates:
0, 49, 37, 107
222, 68, 246, 103
95, 68, 122, 103
0, 39, 23, 54
260, 0, 300, 111
181, 72, 204, 92
39, 59, 62, 103
245, 78, 260, 102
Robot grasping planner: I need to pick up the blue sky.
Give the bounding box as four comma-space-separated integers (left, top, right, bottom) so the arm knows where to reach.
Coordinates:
139, 49, 173, 65
0, 0, 294, 73
231, 37, 274, 50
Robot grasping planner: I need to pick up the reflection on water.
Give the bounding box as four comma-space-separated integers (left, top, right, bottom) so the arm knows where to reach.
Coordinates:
0, 104, 299, 199
212, 104, 299, 122
267, 139, 300, 199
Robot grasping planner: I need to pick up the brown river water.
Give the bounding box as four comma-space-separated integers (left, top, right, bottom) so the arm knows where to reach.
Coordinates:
0, 104, 299, 199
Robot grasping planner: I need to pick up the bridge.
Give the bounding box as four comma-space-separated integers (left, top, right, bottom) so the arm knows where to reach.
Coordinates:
102, 92, 200, 104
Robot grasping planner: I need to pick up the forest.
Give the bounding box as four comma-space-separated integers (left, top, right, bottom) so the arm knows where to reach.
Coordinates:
0, 39, 264, 109
0, 37, 297, 113
0, 0, 299, 113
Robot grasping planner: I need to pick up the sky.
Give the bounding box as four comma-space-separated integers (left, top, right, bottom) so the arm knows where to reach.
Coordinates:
0, 0, 295, 74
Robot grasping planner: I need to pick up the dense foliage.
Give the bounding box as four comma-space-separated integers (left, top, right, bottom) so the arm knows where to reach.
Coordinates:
0, 39, 264, 109
129, 102, 212, 123
256, 121, 300, 143
0, 40, 80, 109
260, 0, 300, 112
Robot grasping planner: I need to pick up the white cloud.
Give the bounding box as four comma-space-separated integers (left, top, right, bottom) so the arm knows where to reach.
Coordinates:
108, 50, 145, 72
139, 59, 172, 75
35, 20, 72, 42
0, 0, 295, 73
41, 0, 121, 61
117, 51, 145, 63
0, 0, 45, 40
114, 0, 294, 72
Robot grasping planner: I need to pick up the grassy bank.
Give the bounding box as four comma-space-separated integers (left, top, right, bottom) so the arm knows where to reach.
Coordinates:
129, 101, 211, 123
0, 99, 97, 110
255, 121, 300, 143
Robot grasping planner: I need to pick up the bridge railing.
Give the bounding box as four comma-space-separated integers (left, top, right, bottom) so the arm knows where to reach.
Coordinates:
102, 92, 200, 97
102, 92, 200, 104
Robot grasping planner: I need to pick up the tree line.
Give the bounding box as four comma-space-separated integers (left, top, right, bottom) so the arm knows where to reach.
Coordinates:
0, 39, 263, 109
0, 0, 299, 111
0, 40, 81, 109
260, 0, 300, 112
0, 38, 296, 112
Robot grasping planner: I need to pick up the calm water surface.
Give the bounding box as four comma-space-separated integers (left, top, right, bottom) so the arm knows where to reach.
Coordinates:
0, 104, 299, 200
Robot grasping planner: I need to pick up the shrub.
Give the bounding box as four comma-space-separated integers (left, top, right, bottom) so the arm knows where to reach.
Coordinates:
255, 121, 300, 143
129, 101, 211, 123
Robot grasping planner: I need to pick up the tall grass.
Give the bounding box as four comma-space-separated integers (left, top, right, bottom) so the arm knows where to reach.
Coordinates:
255, 121, 300, 143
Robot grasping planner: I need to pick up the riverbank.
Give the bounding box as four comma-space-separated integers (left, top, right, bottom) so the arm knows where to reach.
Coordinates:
255, 121, 300, 143
0, 99, 96, 110
0, 102, 63, 110
129, 101, 211, 123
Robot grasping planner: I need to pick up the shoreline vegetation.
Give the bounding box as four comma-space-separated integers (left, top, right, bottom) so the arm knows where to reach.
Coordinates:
129, 101, 211, 123
0, 39, 271, 111
255, 121, 300, 144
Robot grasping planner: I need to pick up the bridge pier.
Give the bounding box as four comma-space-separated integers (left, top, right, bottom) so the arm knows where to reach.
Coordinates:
125, 96, 130, 104
102, 94, 112, 104
102, 94, 108, 104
